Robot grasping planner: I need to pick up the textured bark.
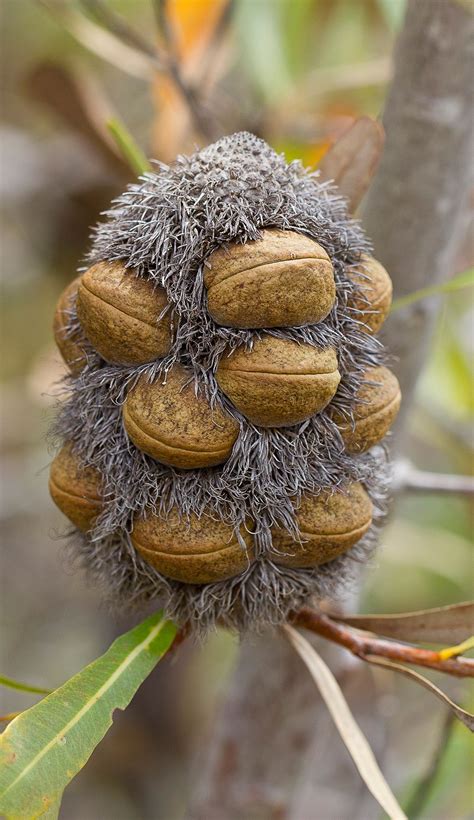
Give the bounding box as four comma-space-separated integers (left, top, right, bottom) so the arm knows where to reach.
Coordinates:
187, 2, 474, 818
362, 0, 474, 441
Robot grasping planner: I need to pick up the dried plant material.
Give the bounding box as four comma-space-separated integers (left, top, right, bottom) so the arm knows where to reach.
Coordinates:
283, 625, 407, 820
77, 261, 172, 365
348, 254, 393, 333
49, 444, 102, 532
131, 507, 254, 584
53, 278, 88, 375
216, 336, 340, 427
318, 117, 385, 213
336, 366, 401, 453
363, 655, 474, 732
330, 601, 474, 645
294, 607, 474, 679
271, 483, 372, 567
205, 229, 335, 328
123, 366, 239, 469
51, 132, 392, 630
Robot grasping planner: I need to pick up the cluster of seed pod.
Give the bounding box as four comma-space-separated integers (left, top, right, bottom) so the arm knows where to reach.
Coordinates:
51, 226, 400, 587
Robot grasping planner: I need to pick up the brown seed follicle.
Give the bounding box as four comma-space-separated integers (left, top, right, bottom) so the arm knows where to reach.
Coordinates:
270, 482, 373, 568
123, 365, 240, 469
348, 254, 392, 334
77, 260, 172, 365
337, 366, 401, 453
216, 335, 341, 428
49, 444, 102, 532
204, 228, 336, 329
131, 507, 254, 584
53, 277, 87, 375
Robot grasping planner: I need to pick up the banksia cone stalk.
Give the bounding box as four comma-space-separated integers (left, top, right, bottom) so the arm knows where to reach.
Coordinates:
50, 132, 399, 632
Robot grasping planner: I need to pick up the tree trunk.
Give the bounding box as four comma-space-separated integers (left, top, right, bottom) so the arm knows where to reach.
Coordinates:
362, 0, 474, 442
187, 2, 474, 817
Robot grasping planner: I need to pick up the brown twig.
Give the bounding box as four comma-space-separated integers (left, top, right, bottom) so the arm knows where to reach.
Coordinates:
80, 0, 163, 62
292, 608, 474, 678
78, 0, 214, 140
151, 0, 216, 140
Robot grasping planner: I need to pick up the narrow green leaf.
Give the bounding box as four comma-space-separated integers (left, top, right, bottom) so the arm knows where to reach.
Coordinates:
391, 268, 474, 312
106, 117, 151, 176
0, 676, 51, 696
0, 612, 177, 819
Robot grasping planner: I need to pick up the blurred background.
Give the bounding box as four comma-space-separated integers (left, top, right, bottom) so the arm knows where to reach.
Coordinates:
0, 1, 472, 818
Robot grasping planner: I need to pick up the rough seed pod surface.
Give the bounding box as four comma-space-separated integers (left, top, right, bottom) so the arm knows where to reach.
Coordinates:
53, 277, 87, 374
348, 254, 392, 333
77, 260, 172, 365
131, 507, 254, 584
216, 335, 341, 427
338, 366, 401, 453
270, 482, 373, 567
123, 365, 240, 469
204, 228, 336, 328
49, 444, 102, 532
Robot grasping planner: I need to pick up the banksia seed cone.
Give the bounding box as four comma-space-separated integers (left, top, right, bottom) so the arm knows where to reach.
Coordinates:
77, 261, 172, 365
216, 336, 340, 427
49, 132, 399, 632
205, 229, 336, 328
53, 278, 87, 375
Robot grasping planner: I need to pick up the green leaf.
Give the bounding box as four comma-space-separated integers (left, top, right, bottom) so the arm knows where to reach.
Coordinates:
0, 612, 177, 819
391, 268, 474, 312
106, 117, 151, 176
0, 676, 51, 696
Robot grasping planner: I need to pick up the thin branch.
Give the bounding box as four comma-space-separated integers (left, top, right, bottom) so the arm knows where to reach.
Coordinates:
44, 0, 214, 140
151, 0, 216, 140
196, 0, 234, 87
292, 608, 474, 678
393, 460, 474, 496
80, 0, 163, 62
39, 0, 154, 79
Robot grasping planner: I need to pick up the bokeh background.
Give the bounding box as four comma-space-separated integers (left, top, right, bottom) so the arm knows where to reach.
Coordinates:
1, 1, 472, 818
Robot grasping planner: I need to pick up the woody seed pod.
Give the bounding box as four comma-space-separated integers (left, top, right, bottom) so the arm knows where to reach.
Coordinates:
49, 444, 102, 532
53, 277, 87, 374
216, 336, 341, 427
337, 366, 401, 453
348, 254, 392, 333
131, 507, 254, 584
204, 228, 336, 328
77, 260, 172, 365
271, 482, 372, 567
123, 365, 240, 469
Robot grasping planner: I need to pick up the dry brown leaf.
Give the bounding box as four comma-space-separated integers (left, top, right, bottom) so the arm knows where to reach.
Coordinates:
318, 116, 385, 213
283, 625, 407, 820
364, 655, 474, 732
330, 601, 474, 646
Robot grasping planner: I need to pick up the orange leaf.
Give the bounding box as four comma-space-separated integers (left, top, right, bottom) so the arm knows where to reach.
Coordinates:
166, 0, 228, 63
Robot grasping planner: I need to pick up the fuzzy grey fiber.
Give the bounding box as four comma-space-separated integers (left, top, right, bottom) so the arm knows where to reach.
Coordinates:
52, 132, 391, 632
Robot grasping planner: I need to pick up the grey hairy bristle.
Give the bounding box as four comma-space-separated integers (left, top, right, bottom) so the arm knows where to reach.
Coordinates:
51, 132, 391, 632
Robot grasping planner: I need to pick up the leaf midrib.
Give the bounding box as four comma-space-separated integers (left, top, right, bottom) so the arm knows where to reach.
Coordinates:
1, 618, 166, 798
